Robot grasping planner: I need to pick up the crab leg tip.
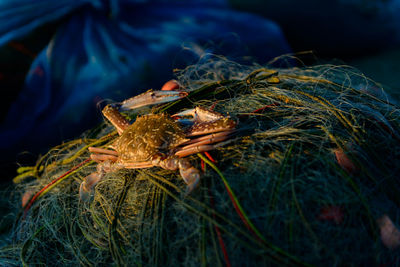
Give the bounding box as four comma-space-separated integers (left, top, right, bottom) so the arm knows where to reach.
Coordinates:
178, 159, 201, 194
79, 182, 93, 201
184, 179, 200, 195
79, 172, 102, 201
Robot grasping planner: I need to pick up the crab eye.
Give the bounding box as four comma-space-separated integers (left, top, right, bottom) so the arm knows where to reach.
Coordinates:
150, 92, 156, 98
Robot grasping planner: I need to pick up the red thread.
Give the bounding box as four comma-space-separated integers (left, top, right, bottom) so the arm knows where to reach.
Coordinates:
208, 187, 231, 267
223, 183, 265, 244
24, 158, 92, 217
251, 103, 279, 114
8, 41, 36, 58
204, 151, 216, 163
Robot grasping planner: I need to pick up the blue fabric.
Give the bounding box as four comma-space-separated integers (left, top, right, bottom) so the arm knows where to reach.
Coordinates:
0, 0, 93, 45
0, 1, 290, 151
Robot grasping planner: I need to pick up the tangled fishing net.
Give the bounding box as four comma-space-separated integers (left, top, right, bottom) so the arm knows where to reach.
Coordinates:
1, 55, 400, 266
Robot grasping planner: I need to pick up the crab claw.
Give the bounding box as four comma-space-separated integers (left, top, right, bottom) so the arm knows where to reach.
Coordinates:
120, 90, 188, 111
172, 107, 225, 123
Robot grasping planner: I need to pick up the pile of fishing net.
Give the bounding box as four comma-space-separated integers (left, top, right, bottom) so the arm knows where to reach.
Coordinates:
2, 56, 400, 266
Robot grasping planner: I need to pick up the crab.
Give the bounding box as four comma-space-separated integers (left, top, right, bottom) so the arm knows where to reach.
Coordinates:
79, 89, 236, 200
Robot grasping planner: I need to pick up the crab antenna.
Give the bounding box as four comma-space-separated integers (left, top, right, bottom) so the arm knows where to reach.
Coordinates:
120, 90, 188, 111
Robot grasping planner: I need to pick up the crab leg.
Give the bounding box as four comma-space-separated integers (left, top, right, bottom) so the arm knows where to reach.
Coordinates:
90, 154, 119, 163
122, 162, 154, 169
124, 156, 200, 194
188, 119, 236, 136
177, 158, 200, 194
102, 105, 131, 135
80, 160, 123, 201
156, 156, 200, 194
180, 130, 234, 147
88, 147, 118, 156
120, 90, 188, 111
175, 145, 216, 158
176, 131, 233, 157
80, 172, 103, 201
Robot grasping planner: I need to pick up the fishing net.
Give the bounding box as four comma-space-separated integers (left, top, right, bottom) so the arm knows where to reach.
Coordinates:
1, 55, 400, 266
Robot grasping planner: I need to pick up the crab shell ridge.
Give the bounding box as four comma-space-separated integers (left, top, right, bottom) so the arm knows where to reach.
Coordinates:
113, 114, 189, 163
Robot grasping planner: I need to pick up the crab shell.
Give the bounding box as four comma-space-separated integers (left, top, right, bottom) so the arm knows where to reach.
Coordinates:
113, 113, 189, 163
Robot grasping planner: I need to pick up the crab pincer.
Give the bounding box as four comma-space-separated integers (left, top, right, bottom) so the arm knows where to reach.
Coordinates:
120, 89, 187, 110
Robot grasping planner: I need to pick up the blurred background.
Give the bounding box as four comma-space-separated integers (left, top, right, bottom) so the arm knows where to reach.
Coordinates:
1, 0, 399, 184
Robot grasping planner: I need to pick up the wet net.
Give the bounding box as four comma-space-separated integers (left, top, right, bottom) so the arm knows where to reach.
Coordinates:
2, 55, 400, 266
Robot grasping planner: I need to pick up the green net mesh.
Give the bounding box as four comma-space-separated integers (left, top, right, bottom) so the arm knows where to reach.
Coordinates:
2, 56, 400, 266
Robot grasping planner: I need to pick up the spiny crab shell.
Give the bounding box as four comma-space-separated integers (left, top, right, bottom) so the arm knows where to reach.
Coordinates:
114, 113, 188, 162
